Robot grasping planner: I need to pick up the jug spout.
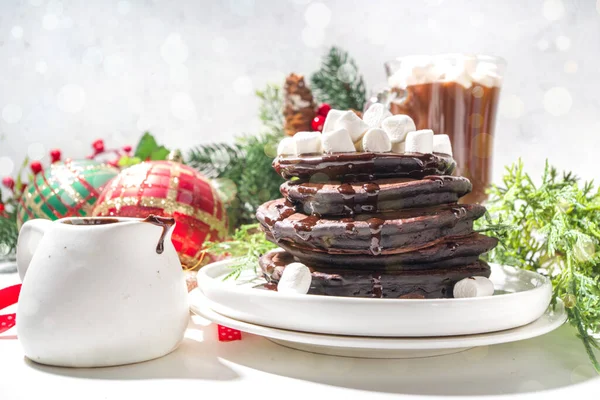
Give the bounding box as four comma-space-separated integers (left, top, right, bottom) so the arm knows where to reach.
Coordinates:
140, 215, 176, 254
17, 219, 55, 281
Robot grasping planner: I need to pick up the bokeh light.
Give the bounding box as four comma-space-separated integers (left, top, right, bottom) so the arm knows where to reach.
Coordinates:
161, 33, 189, 65
2, 104, 23, 124
543, 87, 572, 116
11, 26, 23, 39
0, 157, 15, 177
304, 2, 331, 29
543, 0, 564, 21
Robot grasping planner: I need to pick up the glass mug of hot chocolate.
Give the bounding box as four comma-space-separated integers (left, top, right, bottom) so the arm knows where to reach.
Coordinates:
384, 54, 506, 204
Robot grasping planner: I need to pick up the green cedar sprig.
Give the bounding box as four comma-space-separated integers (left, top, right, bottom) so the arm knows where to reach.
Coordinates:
310, 46, 367, 111
202, 223, 276, 280
476, 159, 600, 373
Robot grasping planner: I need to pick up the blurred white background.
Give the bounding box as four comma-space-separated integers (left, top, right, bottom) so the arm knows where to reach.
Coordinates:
0, 0, 598, 196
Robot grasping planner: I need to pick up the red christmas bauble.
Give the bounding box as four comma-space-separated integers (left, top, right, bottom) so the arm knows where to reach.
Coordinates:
92, 160, 228, 269
311, 115, 325, 131
317, 103, 331, 117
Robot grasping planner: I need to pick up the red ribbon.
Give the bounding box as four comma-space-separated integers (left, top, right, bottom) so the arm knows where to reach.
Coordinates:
0, 284, 21, 334
217, 324, 242, 342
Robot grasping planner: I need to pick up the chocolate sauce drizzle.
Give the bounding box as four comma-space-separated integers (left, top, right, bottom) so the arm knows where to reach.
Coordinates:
142, 215, 175, 254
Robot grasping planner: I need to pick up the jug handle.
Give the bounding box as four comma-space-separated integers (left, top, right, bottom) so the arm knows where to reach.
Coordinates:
16, 219, 54, 281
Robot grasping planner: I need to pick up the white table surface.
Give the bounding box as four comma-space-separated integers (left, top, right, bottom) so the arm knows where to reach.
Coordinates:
1, 267, 599, 400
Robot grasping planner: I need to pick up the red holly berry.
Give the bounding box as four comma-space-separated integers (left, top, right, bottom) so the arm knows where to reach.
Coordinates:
50, 149, 62, 163
92, 139, 105, 154
30, 161, 43, 175
317, 103, 331, 117
122, 145, 132, 153
0, 203, 5, 213
311, 115, 326, 132
1, 176, 15, 191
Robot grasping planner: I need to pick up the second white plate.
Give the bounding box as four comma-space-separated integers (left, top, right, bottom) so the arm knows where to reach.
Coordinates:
197, 260, 553, 337
190, 289, 566, 359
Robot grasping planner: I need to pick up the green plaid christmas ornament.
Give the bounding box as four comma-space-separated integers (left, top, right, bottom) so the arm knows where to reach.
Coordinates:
17, 160, 119, 229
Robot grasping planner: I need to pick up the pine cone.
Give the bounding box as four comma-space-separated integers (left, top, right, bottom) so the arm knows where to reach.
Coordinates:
283, 73, 316, 136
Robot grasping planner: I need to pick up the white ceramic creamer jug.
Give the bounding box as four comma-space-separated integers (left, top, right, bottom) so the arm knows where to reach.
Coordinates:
16, 215, 189, 367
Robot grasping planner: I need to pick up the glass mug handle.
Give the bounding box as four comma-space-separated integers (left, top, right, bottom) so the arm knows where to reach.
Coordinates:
363, 86, 400, 112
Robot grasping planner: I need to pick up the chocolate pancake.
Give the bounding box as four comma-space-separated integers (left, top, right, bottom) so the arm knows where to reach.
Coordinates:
273, 152, 456, 182
271, 233, 498, 269
257, 198, 486, 256
259, 249, 491, 299
281, 175, 472, 216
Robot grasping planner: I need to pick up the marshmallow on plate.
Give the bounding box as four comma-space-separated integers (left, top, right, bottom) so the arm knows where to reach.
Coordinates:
277, 262, 312, 295
433, 134, 453, 156
294, 131, 322, 155
360, 128, 392, 153
405, 129, 434, 154
381, 114, 416, 143
363, 103, 392, 128
322, 109, 346, 133
277, 137, 295, 156
322, 128, 356, 153
335, 110, 369, 142
453, 276, 495, 298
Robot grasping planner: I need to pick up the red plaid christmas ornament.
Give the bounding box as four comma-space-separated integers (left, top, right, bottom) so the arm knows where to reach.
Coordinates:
92, 159, 228, 269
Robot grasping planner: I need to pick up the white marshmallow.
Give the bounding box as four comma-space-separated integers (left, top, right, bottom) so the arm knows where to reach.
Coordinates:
470, 62, 501, 88
322, 109, 345, 133
335, 110, 369, 142
277, 137, 296, 156
405, 129, 434, 154
361, 128, 392, 153
277, 262, 312, 294
443, 64, 473, 89
294, 131, 322, 155
453, 276, 495, 298
363, 103, 392, 129
432, 134, 453, 156
391, 141, 405, 154
381, 114, 416, 143
322, 128, 356, 153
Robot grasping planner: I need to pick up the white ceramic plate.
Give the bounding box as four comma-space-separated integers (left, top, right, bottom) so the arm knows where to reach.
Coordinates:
196, 259, 553, 337
190, 289, 566, 358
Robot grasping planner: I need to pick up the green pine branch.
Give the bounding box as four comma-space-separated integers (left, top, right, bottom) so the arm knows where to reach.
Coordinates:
477, 159, 600, 373
310, 46, 367, 111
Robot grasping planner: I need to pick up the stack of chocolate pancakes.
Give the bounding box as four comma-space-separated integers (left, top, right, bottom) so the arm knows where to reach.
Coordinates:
256, 151, 498, 299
